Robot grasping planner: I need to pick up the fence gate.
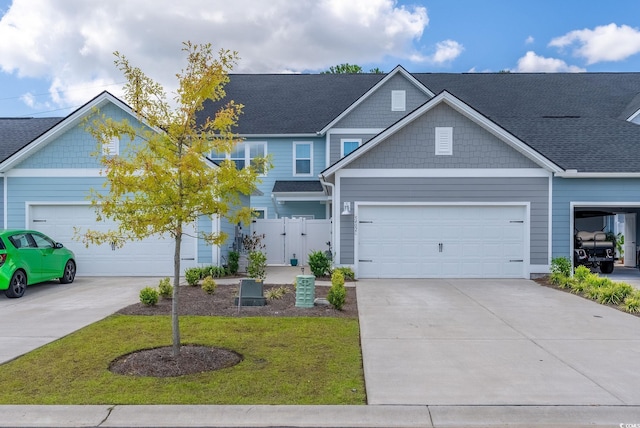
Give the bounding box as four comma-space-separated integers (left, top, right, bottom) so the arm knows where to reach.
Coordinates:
252, 218, 331, 266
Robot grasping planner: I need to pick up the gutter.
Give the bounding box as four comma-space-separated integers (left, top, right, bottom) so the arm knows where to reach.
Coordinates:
555, 171, 640, 178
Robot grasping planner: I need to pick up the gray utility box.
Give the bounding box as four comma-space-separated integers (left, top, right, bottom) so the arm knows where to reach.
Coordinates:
234, 279, 266, 306
295, 275, 316, 308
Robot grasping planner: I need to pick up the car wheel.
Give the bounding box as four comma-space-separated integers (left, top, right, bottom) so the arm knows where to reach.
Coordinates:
5, 270, 27, 298
600, 261, 614, 274
60, 260, 76, 284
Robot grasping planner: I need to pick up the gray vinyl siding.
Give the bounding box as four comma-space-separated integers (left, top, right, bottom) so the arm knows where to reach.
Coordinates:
338, 177, 549, 266
348, 103, 539, 169
329, 133, 376, 165
334, 74, 430, 129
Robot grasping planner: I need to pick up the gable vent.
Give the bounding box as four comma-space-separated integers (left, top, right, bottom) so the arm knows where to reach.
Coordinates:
391, 90, 406, 111
103, 137, 119, 156
435, 127, 453, 156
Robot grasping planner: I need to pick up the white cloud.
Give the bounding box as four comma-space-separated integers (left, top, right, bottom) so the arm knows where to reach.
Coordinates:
549, 23, 640, 64
0, 0, 429, 110
515, 51, 586, 73
431, 40, 464, 64
525, 35, 534, 44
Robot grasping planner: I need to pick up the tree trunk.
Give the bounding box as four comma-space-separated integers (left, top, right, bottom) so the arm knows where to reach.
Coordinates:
171, 229, 182, 358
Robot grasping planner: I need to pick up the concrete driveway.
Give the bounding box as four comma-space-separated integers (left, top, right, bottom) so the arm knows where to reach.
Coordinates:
0, 277, 157, 364
358, 278, 640, 406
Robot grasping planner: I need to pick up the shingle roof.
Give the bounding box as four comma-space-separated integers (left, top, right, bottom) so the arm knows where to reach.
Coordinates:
272, 180, 323, 193
0, 117, 64, 162
204, 72, 640, 173
199, 74, 384, 134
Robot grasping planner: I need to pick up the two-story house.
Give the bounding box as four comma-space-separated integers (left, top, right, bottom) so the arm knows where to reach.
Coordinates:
201, 66, 640, 280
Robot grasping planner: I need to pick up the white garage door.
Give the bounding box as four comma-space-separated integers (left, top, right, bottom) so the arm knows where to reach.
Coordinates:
357, 205, 526, 278
29, 205, 198, 276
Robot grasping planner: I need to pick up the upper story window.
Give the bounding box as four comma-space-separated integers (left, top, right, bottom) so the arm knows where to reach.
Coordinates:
102, 137, 119, 156
211, 141, 267, 173
435, 127, 453, 156
391, 90, 406, 111
341, 138, 362, 157
293, 142, 313, 176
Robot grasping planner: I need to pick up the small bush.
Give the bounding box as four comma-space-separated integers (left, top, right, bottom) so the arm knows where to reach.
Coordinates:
333, 266, 355, 280
550, 256, 572, 277
139, 287, 159, 306
622, 291, 640, 313
201, 276, 217, 295
308, 250, 331, 277
206, 266, 227, 278
573, 265, 591, 282
327, 270, 346, 310
227, 251, 240, 275
266, 286, 288, 300
157, 277, 173, 298
247, 251, 267, 281
598, 282, 634, 305
185, 267, 201, 286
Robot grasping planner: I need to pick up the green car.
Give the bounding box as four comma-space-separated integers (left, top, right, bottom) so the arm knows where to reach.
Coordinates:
0, 230, 76, 298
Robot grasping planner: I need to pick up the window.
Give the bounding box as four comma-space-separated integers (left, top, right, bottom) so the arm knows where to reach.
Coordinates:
102, 137, 119, 156
252, 208, 266, 219
391, 90, 406, 111
210, 142, 267, 173
31, 233, 54, 249
341, 139, 362, 157
294, 142, 313, 176
435, 127, 453, 156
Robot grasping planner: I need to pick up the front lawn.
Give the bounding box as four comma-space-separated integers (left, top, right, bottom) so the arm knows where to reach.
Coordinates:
0, 315, 365, 405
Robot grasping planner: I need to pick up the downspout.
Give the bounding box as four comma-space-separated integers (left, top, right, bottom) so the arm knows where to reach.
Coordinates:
2, 172, 6, 229
319, 175, 336, 263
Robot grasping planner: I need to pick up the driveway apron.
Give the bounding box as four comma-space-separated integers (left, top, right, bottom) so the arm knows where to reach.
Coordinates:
357, 279, 640, 406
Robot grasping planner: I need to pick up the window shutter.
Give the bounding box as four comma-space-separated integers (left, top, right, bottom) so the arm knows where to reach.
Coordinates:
435, 127, 453, 155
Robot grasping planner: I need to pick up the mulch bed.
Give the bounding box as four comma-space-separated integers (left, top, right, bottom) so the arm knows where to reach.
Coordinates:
111, 282, 357, 377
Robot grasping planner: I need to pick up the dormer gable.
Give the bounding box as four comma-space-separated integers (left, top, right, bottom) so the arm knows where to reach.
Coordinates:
318, 65, 434, 134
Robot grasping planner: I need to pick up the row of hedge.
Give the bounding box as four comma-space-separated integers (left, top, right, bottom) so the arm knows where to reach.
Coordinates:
550, 257, 640, 314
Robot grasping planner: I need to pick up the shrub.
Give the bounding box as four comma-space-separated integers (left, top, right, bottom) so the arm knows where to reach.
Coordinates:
247, 251, 267, 281
550, 256, 572, 277
266, 286, 287, 300
139, 287, 159, 306
308, 250, 331, 277
157, 277, 173, 298
573, 265, 591, 282
185, 267, 201, 286
333, 266, 355, 280
598, 282, 634, 305
207, 266, 227, 278
227, 251, 240, 275
201, 276, 217, 295
327, 269, 346, 310
622, 291, 640, 313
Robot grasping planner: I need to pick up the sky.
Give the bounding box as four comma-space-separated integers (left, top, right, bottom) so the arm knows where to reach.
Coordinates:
0, 0, 640, 117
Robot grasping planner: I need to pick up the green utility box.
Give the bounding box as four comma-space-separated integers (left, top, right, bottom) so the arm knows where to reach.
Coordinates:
295, 275, 316, 308
234, 279, 266, 306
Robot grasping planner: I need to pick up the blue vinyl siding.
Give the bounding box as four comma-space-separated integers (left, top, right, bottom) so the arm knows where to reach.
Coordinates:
197, 215, 213, 264
15, 103, 143, 169
552, 177, 640, 259
248, 137, 327, 219
6, 177, 105, 228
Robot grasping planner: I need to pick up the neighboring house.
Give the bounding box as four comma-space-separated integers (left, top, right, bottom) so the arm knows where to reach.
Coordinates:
0, 92, 247, 276
200, 66, 640, 279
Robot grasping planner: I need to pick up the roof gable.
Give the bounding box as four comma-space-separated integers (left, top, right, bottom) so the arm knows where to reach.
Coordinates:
321, 91, 562, 179
0, 117, 64, 163
319, 66, 434, 134
0, 92, 136, 172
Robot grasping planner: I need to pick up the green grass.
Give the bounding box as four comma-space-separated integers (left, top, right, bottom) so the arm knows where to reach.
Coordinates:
0, 315, 365, 405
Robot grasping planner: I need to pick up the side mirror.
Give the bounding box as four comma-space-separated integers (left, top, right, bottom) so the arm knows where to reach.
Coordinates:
55, 243, 64, 249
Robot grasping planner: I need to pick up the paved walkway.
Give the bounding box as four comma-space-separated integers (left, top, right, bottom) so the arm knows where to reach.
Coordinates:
2, 273, 640, 426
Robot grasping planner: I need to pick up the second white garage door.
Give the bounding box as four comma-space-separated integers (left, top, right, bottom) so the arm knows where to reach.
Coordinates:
357, 204, 527, 278
29, 204, 198, 276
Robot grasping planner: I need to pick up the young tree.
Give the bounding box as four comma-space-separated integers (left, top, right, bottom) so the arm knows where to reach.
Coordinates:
83, 42, 264, 357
